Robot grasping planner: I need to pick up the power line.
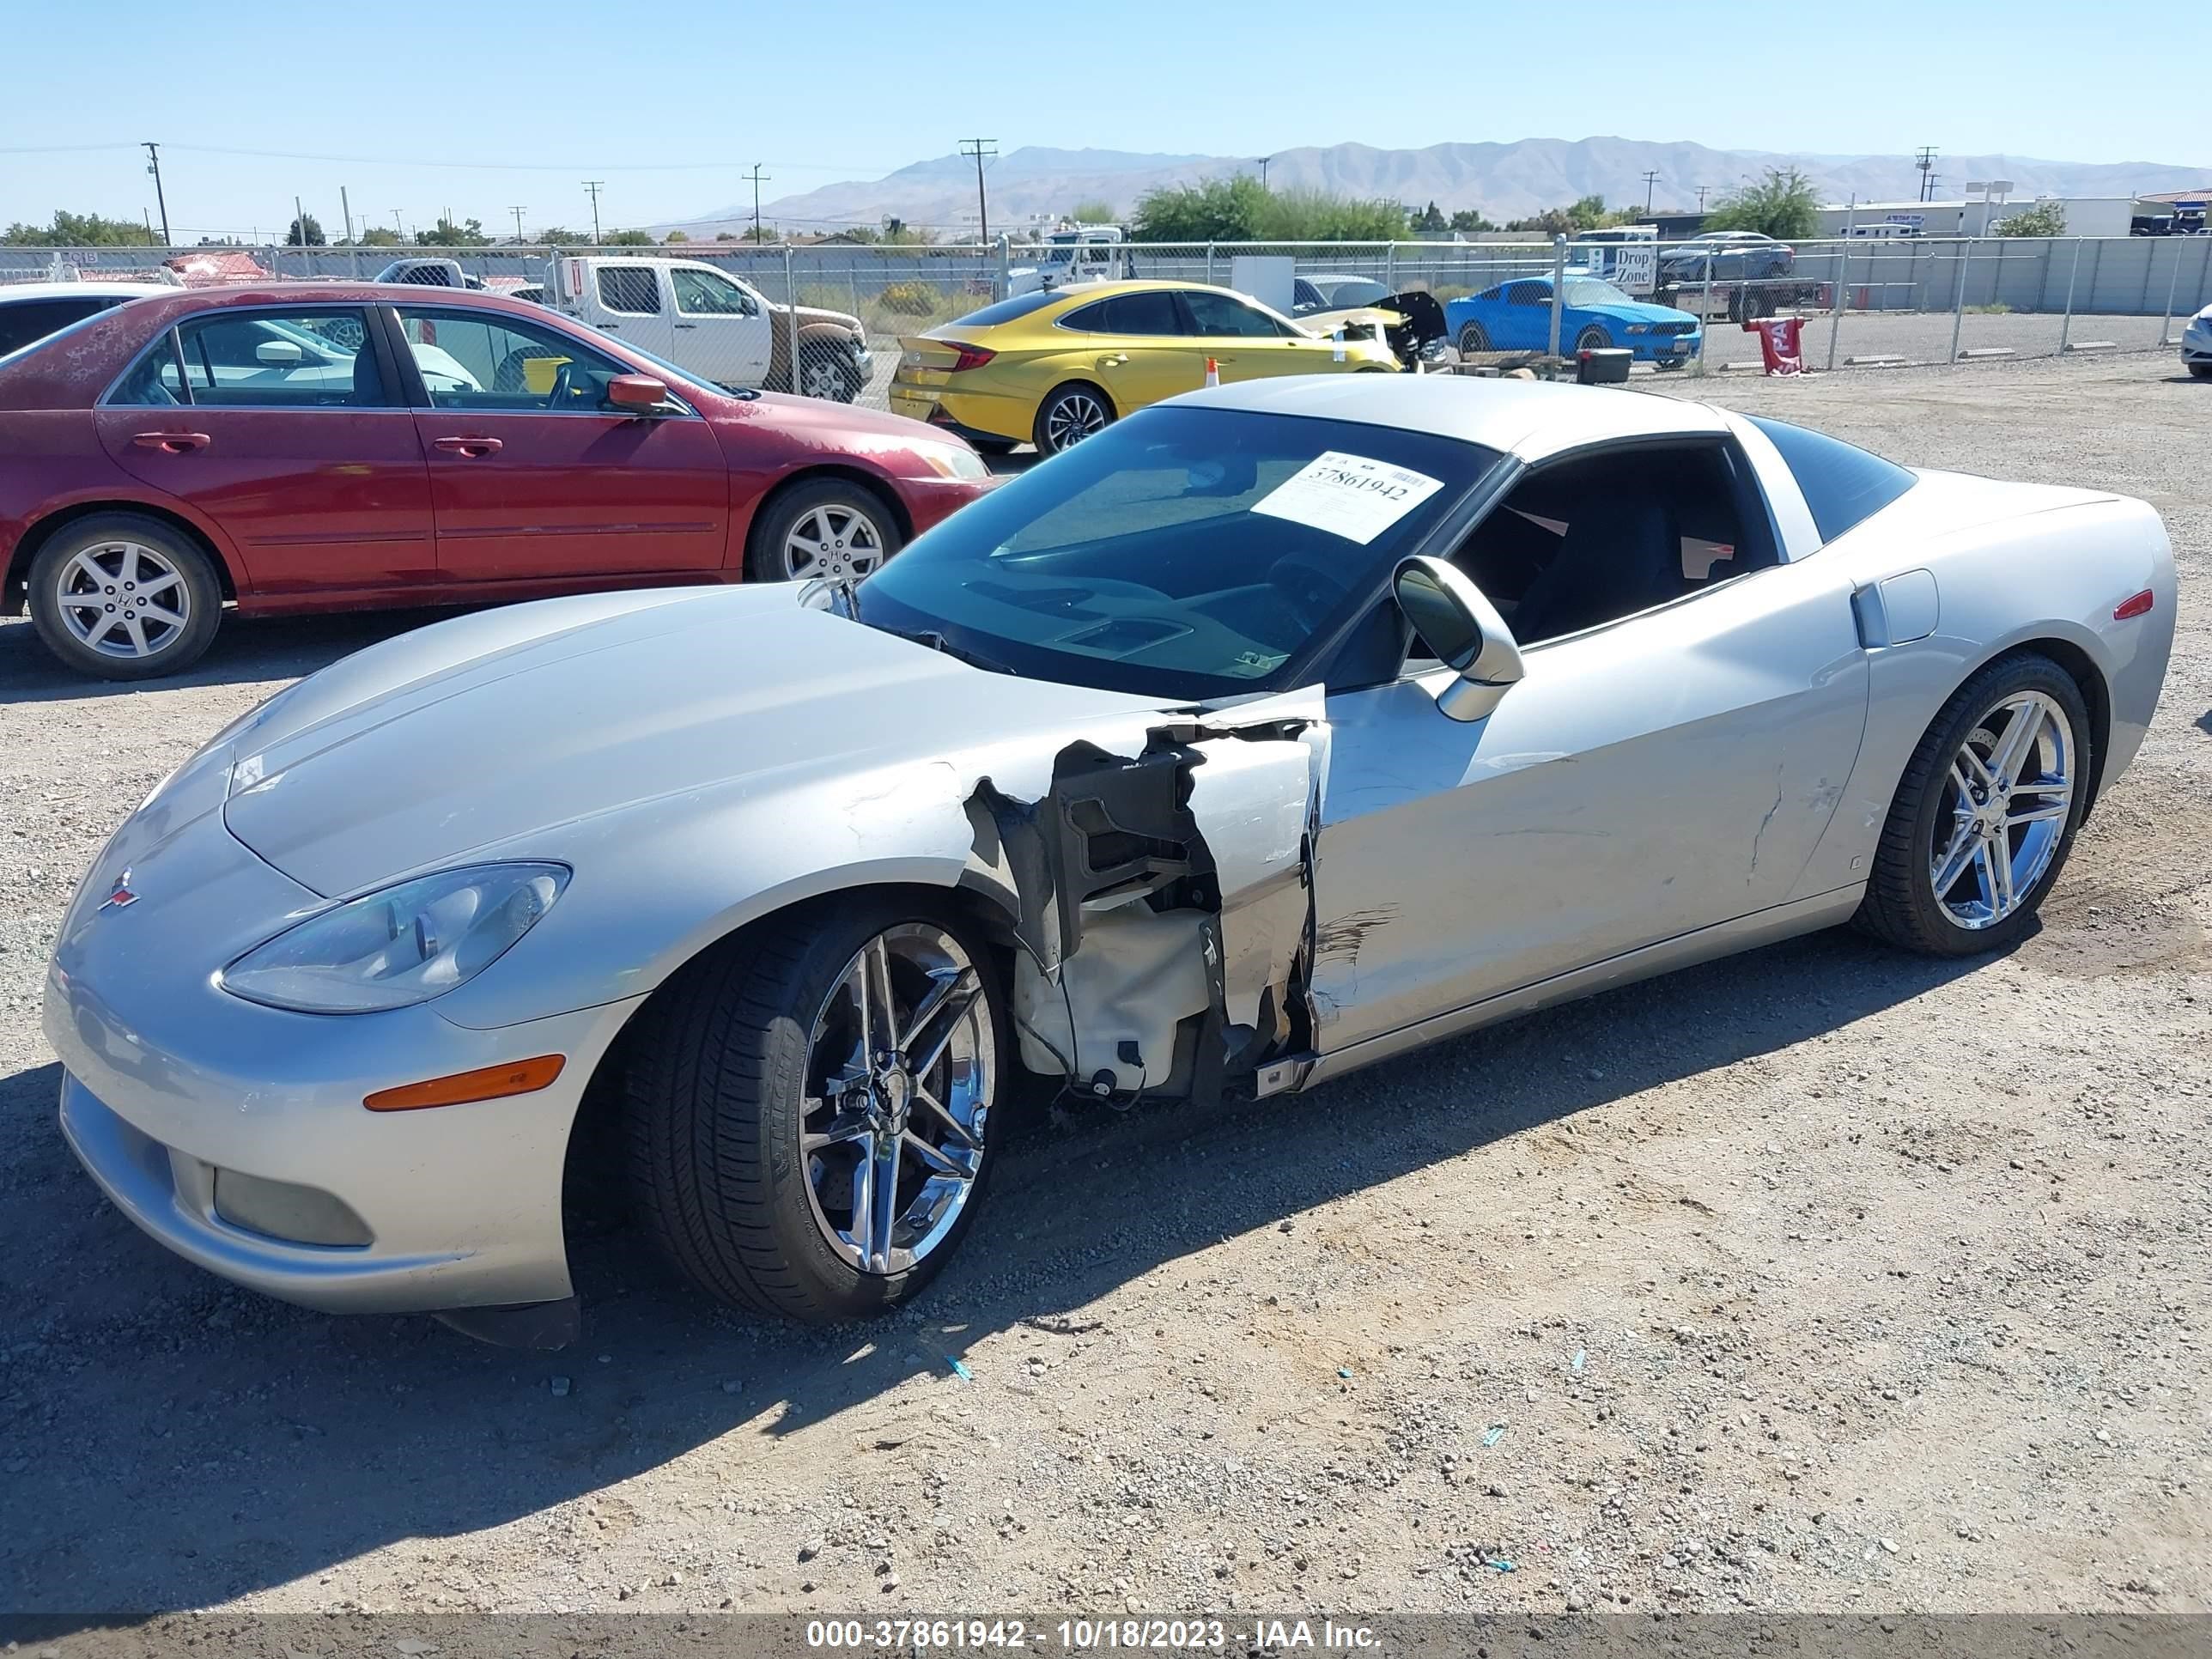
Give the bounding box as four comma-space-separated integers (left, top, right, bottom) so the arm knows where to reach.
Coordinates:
958, 137, 997, 245
55, 142, 915, 175
583, 179, 605, 246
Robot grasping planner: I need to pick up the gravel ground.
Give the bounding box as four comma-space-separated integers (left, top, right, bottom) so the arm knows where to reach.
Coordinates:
2, 353, 2207, 1621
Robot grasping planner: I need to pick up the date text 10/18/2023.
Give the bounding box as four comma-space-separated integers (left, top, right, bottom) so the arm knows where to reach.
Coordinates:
803, 1618, 1384, 1651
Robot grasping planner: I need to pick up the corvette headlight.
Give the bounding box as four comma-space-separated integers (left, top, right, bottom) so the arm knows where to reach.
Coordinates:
915, 441, 990, 482
219, 862, 569, 1014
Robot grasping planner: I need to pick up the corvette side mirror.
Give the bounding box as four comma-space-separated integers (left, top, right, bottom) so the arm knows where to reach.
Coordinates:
1391, 556, 1525, 722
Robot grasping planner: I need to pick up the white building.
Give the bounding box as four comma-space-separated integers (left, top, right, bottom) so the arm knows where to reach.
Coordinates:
1814, 197, 2135, 239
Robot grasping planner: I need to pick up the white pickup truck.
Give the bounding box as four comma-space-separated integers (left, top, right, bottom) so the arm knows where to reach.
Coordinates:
1006, 226, 1135, 296
544, 255, 873, 402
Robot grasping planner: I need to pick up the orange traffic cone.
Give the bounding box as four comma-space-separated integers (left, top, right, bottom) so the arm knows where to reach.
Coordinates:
1204, 356, 1219, 388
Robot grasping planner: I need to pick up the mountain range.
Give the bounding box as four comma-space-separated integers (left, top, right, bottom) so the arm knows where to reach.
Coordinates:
658, 138, 2212, 237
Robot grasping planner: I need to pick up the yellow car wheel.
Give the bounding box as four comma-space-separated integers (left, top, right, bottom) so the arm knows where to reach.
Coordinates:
1033, 381, 1115, 457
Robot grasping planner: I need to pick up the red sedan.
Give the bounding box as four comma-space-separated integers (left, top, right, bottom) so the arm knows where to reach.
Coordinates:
0, 283, 993, 678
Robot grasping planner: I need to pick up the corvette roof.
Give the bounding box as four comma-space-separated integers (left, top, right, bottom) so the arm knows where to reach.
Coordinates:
1162, 374, 1726, 462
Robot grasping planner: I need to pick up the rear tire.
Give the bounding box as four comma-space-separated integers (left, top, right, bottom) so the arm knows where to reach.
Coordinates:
621, 894, 1007, 1322
967, 436, 1018, 456
744, 477, 902, 583
1854, 653, 2093, 957
27, 512, 222, 681
1032, 381, 1114, 456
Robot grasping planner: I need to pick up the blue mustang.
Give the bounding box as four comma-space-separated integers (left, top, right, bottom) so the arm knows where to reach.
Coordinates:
1445, 274, 1702, 368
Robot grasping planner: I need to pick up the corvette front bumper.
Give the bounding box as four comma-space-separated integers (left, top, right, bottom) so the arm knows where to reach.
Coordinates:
45, 799, 642, 1324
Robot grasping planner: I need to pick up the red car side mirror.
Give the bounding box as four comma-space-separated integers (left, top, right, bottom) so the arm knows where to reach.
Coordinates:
606, 374, 667, 412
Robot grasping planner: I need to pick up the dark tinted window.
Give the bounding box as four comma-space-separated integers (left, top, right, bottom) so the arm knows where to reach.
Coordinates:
0, 297, 112, 356
1747, 416, 1916, 543
949, 290, 1063, 328
1182, 290, 1289, 337
1063, 289, 1183, 336
596, 266, 661, 314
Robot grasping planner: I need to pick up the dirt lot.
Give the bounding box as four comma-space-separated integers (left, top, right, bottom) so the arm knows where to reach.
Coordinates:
1, 354, 2207, 1621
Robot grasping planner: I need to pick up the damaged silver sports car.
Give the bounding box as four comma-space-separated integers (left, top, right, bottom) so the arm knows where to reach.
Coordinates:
48, 375, 2175, 1345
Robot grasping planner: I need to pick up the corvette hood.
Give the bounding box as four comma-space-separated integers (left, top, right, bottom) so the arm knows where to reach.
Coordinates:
221, 585, 1167, 897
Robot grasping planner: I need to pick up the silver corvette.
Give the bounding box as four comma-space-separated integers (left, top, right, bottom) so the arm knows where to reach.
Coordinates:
47, 376, 2174, 1346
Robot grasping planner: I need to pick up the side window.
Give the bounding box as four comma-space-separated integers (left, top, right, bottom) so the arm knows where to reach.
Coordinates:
1181, 290, 1287, 338
1446, 443, 1774, 649
672, 267, 757, 317
0, 298, 108, 357
1505, 283, 1545, 307
1059, 300, 1109, 332
596, 266, 662, 315
107, 330, 189, 406
394, 307, 625, 412
1745, 416, 1916, 544
171, 308, 386, 407
1099, 290, 1183, 335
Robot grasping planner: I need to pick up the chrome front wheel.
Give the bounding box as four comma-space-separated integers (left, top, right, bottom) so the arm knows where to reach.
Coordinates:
799, 923, 994, 1276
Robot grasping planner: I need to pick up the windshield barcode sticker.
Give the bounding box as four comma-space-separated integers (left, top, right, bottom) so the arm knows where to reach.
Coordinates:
1250, 451, 1444, 544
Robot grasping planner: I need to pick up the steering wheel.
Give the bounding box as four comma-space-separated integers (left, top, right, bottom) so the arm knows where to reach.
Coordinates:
1270, 546, 1359, 629
547, 359, 595, 409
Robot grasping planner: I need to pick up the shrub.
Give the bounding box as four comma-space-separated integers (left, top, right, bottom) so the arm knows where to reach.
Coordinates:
878, 280, 940, 316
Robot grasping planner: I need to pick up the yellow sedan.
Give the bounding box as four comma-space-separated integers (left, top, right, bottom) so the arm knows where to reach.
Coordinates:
890, 281, 1399, 455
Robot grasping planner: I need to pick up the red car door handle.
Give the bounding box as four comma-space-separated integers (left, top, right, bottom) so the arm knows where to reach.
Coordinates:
131, 431, 211, 453
431, 436, 504, 457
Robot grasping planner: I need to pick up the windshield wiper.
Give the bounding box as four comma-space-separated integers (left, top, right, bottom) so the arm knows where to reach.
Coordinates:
908, 628, 1015, 676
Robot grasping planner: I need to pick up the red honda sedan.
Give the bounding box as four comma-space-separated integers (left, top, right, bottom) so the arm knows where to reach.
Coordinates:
0, 284, 994, 678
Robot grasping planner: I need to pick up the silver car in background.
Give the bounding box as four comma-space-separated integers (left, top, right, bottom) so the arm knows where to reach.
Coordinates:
46, 375, 2175, 1346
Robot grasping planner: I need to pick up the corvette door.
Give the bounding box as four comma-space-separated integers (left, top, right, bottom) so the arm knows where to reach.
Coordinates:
1307, 445, 1871, 1055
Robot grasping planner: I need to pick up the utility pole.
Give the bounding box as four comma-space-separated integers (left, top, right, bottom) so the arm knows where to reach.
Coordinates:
1641, 170, 1660, 212
583, 179, 605, 246
142, 142, 172, 245
958, 138, 997, 245
392, 209, 404, 237
340, 185, 355, 245
1916, 146, 1939, 203
1257, 155, 1272, 190
509, 204, 527, 241
745, 164, 770, 244
1694, 185, 1709, 212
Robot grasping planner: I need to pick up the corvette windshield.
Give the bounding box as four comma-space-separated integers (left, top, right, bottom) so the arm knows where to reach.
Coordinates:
857, 406, 1502, 700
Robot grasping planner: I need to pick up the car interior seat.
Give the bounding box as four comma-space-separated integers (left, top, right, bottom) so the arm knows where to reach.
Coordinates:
1511, 495, 1683, 643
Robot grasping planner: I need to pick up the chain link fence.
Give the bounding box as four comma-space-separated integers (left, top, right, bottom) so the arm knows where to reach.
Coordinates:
6, 234, 2209, 410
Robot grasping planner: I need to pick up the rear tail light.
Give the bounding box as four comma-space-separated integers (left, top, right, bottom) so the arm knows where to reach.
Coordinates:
939, 342, 996, 373
1776, 246, 1795, 258
2113, 588, 2155, 620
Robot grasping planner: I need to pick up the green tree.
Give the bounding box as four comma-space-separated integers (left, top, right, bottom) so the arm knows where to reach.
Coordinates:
1259, 187, 1407, 241
1449, 207, 1497, 234
664, 228, 690, 243
2, 210, 159, 246
880, 217, 930, 246
1130, 175, 1271, 241
1068, 198, 1116, 225
286, 213, 325, 246
415, 215, 492, 247
535, 226, 584, 245
604, 228, 656, 246
1995, 201, 2067, 237
1411, 200, 1447, 232
1704, 167, 1820, 240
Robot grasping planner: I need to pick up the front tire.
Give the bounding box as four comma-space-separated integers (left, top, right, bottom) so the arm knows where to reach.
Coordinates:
2189, 362, 2212, 380
623, 896, 1007, 1322
27, 513, 222, 681
1033, 381, 1113, 455
1855, 653, 2093, 956
744, 478, 901, 583
1574, 325, 1611, 353
1455, 321, 1491, 355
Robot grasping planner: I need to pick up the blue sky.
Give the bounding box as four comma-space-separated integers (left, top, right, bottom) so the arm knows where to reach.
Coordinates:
5, 0, 2203, 239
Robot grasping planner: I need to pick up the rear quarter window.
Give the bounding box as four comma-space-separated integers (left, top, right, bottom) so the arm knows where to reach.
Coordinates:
1747, 415, 1916, 543
948, 290, 1065, 328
